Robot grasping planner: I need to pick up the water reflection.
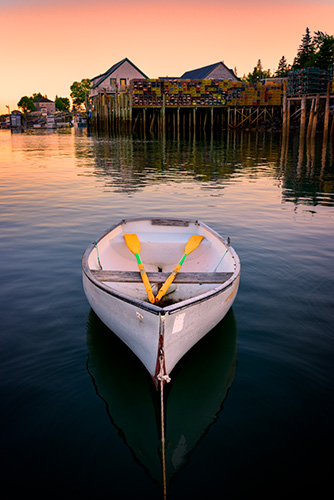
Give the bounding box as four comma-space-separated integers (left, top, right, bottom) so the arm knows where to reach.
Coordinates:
74, 131, 334, 206
278, 133, 334, 206
86, 308, 237, 488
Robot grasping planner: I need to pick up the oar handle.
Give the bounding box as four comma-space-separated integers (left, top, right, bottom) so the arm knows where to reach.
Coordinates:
155, 263, 182, 302
138, 263, 155, 304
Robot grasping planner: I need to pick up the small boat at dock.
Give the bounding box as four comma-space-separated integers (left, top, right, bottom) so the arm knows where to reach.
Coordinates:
82, 217, 240, 386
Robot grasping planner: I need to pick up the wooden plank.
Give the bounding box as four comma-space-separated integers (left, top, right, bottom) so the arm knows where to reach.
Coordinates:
91, 270, 233, 284
151, 218, 190, 226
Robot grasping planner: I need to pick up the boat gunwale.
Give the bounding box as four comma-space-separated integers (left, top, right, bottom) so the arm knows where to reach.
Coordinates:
82, 217, 240, 315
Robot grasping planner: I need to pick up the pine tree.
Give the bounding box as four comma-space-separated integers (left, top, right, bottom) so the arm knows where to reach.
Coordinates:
292, 27, 315, 69
312, 31, 334, 69
275, 56, 290, 77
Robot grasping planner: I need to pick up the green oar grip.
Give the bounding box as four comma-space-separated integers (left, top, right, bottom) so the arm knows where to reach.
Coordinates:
135, 253, 142, 266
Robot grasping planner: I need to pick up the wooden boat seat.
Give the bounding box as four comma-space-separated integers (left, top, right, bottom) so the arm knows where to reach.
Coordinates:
91, 270, 233, 284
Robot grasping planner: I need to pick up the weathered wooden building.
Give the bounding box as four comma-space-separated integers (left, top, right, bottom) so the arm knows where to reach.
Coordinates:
90, 58, 147, 97
181, 61, 239, 81
34, 97, 56, 115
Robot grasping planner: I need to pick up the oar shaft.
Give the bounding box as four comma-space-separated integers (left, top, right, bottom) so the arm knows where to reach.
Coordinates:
135, 255, 155, 303
155, 262, 182, 302
138, 262, 155, 303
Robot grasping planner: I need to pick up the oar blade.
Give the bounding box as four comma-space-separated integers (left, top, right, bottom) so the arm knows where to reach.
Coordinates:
185, 235, 203, 255
124, 234, 141, 255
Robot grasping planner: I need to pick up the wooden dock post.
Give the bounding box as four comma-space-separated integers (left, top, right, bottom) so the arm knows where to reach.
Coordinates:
311, 94, 320, 139
282, 81, 288, 138
299, 95, 307, 144
312, 94, 319, 138
287, 99, 291, 135
203, 110, 207, 132
298, 95, 307, 166
177, 107, 180, 137
331, 108, 334, 140
193, 107, 196, 136
306, 98, 315, 143
143, 108, 146, 137
129, 94, 132, 133
211, 107, 214, 134
162, 93, 166, 136
322, 82, 331, 149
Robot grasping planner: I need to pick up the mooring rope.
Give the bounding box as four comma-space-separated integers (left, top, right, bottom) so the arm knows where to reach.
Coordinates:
160, 378, 167, 500
157, 355, 171, 500
213, 248, 228, 272
93, 241, 102, 270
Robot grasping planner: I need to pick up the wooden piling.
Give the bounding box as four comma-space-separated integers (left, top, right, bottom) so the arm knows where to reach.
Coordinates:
311, 94, 320, 139
331, 109, 334, 140
162, 93, 166, 135
282, 81, 288, 138
322, 82, 331, 150
143, 108, 146, 136
306, 98, 315, 143
193, 107, 196, 136
298, 95, 307, 166
299, 95, 307, 144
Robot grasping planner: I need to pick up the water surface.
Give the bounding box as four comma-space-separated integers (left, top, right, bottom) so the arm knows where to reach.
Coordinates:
1, 128, 333, 499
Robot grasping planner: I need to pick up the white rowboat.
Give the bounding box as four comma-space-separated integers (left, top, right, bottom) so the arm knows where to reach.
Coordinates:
82, 217, 240, 386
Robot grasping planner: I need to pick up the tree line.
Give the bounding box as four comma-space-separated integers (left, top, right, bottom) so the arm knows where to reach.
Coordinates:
17, 93, 71, 114
244, 27, 334, 82
16, 79, 91, 114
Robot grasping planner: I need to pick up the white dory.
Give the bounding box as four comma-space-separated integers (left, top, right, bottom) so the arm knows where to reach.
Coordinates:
82, 217, 240, 386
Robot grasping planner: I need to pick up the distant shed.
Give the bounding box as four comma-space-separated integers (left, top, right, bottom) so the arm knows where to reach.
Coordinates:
181, 62, 239, 81
34, 98, 56, 115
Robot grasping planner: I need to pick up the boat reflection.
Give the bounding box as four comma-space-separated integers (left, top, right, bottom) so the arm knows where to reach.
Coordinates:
86, 308, 237, 487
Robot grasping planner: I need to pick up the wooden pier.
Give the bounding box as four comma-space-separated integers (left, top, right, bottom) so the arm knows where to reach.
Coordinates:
90, 95, 283, 137
280, 81, 334, 164
89, 78, 334, 144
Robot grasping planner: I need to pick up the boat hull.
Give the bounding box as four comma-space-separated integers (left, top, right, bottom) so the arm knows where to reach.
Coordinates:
83, 273, 161, 376
82, 217, 240, 383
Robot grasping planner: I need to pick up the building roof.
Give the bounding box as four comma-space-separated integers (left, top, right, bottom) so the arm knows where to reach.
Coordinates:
34, 97, 54, 103
91, 58, 148, 89
180, 61, 238, 80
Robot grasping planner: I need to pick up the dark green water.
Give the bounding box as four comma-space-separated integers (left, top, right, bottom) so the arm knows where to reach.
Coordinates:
1, 128, 333, 499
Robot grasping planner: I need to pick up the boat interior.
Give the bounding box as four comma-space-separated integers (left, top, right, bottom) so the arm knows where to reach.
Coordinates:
86, 220, 237, 305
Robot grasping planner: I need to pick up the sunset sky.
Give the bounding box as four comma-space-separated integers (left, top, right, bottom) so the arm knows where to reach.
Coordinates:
1, 0, 334, 114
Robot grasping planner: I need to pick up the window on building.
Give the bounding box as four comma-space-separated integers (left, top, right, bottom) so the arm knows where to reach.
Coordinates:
120, 78, 126, 90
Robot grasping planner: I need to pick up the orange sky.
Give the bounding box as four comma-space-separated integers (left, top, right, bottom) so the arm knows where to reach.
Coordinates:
1, 0, 334, 114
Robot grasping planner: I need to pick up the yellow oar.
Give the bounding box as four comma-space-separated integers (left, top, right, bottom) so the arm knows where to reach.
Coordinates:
124, 234, 155, 304
155, 235, 203, 303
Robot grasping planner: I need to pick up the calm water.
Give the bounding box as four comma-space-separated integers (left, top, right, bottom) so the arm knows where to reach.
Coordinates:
1, 128, 333, 499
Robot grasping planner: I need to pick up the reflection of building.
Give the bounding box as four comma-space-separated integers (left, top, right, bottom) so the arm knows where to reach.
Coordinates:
34, 98, 56, 115
90, 57, 148, 97
181, 61, 239, 81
